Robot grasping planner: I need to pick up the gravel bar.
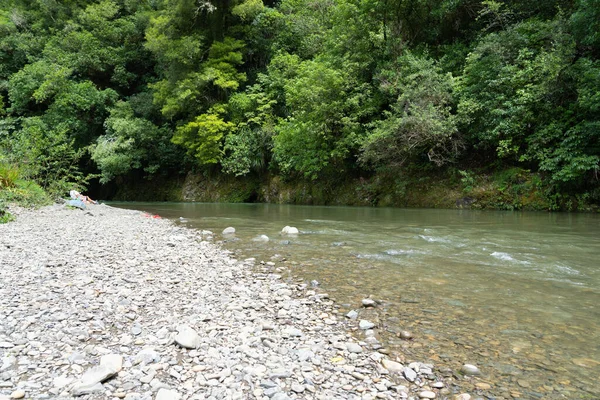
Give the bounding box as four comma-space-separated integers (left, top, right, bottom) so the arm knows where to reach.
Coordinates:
0, 204, 470, 400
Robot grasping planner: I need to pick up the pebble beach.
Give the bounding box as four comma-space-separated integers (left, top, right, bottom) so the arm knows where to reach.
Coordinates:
0, 204, 475, 400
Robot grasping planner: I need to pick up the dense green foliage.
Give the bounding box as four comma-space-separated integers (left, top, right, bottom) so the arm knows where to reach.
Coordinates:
0, 0, 598, 208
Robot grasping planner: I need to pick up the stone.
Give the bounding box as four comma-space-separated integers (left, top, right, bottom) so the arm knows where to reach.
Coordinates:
174, 325, 201, 349
346, 342, 363, 353
285, 328, 303, 337
403, 367, 417, 382
71, 382, 105, 396
71, 355, 122, 396
361, 299, 377, 308
346, 310, 358, 319
460, 364, 481, 376
291, 383, 305, 393
399, 330, 413, 340
100, 354, 123, 373
134, 348, 160, 365
452, 395, 471, 400
381, 359, 403, 373
281, 226, 299, 235
359, 320, 375, 330
475, 382, 491, 390
155, 388, 182, 400
10, 390, 25, 399
222, 227, 236, 235
419, 391, 436, 399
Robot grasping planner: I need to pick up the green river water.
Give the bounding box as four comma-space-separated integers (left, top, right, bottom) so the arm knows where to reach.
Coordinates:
112, 202, 600, 399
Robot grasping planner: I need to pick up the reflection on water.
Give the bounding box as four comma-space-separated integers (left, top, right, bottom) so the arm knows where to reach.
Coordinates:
112, 202, 600, 398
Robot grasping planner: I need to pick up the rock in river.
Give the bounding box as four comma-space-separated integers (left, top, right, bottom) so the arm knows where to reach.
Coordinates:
281, 226, 299, 234
222, 227, 236, 235
460, 364, 481, 376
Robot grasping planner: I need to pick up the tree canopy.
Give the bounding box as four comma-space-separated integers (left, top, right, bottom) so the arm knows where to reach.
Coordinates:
0, 0, 598, 203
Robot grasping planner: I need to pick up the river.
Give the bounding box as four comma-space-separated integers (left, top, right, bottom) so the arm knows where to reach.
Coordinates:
112, 202, 600, 399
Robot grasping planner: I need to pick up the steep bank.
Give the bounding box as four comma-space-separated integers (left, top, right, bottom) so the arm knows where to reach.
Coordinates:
0, 204, 476, 399
107, 168, 598, 212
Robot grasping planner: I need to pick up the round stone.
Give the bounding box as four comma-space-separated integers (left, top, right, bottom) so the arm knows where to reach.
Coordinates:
399, 330, 413, 340
460, 364, 481, 376
10, 390, 25, 399
419, 391, 436, 399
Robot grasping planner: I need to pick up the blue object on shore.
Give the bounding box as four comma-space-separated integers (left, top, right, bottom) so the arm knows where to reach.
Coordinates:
67, 199, 86, 210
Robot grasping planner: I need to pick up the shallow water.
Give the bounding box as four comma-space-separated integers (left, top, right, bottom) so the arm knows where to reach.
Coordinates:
112, 203, 600, 398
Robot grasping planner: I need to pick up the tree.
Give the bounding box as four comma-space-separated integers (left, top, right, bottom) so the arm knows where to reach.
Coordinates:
361, 52, 461, 170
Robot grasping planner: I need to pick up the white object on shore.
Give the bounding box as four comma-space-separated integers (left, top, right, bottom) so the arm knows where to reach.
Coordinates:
156, 388, 182, 400
71, 354, 123, 396
222, 227, 236, 235
174, 325, 201, 349
254, 235, 269, 242
359, 320, 375, 330
281, 226, 299, 235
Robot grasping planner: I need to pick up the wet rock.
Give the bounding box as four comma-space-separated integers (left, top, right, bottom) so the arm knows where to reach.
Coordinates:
222, 227, 236, 235
281, 226, 299, 235
453, 394, 471, 400
460, 364, 481, 376
399, 330, 413, 340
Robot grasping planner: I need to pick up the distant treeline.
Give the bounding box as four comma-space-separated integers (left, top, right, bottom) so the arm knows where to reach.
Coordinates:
0, 0, 598, 203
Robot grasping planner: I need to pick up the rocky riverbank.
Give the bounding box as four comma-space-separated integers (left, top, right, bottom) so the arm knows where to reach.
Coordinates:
0, 204, 475, 400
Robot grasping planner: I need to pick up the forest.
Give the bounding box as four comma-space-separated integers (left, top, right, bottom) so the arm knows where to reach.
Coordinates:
0, 0, 599, 210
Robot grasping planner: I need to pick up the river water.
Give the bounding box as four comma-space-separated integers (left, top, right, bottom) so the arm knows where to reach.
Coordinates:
112, 202, 600, 399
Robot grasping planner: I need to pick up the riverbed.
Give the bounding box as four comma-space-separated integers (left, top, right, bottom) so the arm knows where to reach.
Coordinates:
113, 202, 600, 399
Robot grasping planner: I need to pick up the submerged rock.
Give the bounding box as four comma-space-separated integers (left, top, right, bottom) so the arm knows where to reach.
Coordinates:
460, 364, 481, 376
222, 227, 236, 234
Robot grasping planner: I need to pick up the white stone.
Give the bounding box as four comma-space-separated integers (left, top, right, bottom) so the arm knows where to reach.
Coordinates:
222, 227, 236, 235
155, 388, 181, 400
281, 226, 299, 234
174, 325, 201, 349
346, 342, 363, 353
359, 320, 375, 330
403, 367, 417, 382
419, 391, 436, 399
381, 359, 404, 373
362, 299, 377, 307
460, 364, 481, 376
